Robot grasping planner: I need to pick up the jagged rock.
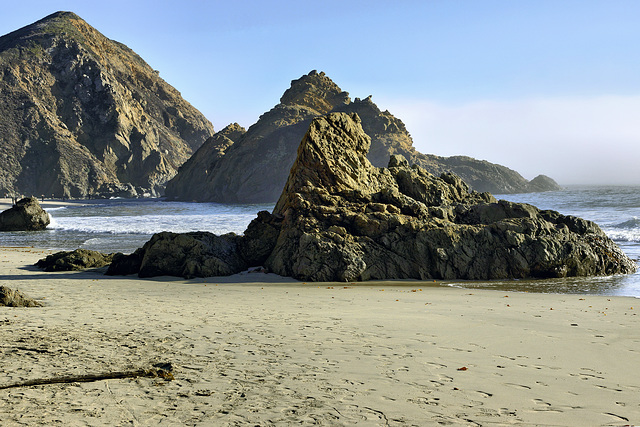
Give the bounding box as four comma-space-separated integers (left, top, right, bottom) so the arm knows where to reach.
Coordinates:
106, 231, 247, 279
0, 197, 50, 231
35, 249, 116, 271
113, 112, 635, 281
263, 113, 634, 281
0, 12, 215, 198
0, 286, 42, 307
166, 70, 559, 203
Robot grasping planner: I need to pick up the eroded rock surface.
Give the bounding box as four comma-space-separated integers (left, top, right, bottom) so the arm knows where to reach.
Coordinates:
0, 286, 42, 307
35, 249, 116, 271
0, 12, 214, 198
110, 112, 636, 281
0, 197, 50, 231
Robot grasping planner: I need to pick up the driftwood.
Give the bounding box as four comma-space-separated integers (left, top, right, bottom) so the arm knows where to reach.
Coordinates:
0, 364, 174, 390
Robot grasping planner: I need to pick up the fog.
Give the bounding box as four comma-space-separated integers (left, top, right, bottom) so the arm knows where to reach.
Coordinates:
384, 95, 640, 186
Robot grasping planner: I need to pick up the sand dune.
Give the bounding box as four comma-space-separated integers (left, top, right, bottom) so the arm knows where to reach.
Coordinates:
1, 247, 639, 425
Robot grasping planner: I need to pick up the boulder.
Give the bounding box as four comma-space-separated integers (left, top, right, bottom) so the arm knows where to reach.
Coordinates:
0, 197, 50, 231
106, 231, 248, 279
0, 286, 42, 307
109, 112, 636, 281
35, 249, 116, 271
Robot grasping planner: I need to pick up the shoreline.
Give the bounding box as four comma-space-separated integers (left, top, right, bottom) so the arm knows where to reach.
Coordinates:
1, 247, 639, 425
0, 197, 90, 212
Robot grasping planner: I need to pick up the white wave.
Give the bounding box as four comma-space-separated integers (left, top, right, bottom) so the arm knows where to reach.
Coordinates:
49, 213, 256, 236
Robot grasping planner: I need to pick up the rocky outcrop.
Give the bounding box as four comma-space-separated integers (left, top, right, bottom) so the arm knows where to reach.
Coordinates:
0, 286, 42, 307
35, 249, 116, 271
0, 197, 50, 231
0, 12, 215, 198
106, 232, 247, 278
109, 112, 636, 281
166, 71, 350, 203
166, 71, 559, 203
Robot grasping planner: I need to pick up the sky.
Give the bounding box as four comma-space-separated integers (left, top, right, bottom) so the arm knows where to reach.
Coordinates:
1, 0, 639, 185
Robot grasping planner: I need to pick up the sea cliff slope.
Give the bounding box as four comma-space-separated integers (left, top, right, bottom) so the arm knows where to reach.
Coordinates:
0, 11, 215, 197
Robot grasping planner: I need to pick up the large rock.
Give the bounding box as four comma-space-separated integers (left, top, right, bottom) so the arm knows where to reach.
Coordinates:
112, 112, 635, 281
260, 113, 634, 280
0, 12, 215, 198
106, 231, 248, 279
35, 249, 116, 271
0, 197, 50, 231
165, 71, 559, 203
0, 286, 42, 307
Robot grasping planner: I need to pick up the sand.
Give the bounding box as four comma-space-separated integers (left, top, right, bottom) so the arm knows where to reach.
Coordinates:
0, 197, 87, 212
1, 247, 639, 426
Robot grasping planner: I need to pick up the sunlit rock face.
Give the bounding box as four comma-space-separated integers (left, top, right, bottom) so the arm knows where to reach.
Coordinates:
0, 12, 214, 197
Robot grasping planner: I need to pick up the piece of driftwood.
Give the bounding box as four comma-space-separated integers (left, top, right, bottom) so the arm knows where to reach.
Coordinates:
0, 365, 174, 390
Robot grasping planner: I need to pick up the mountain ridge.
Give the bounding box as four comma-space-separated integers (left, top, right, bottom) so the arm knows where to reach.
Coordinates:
166, 70, 559, 203
0, 11, 215, 197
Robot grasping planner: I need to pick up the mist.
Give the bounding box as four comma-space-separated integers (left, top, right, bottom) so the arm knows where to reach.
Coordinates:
383, 95, 640, 186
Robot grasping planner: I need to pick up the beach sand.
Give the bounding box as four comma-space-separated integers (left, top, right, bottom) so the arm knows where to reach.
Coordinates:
1, 247, 639, 426
0, 197, 88, 212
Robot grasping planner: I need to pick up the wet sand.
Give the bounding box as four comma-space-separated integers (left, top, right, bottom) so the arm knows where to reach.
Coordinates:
1, 247, 639, 425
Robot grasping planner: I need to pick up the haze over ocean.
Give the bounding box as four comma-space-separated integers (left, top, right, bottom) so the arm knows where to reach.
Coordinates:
1, 1, 638, 186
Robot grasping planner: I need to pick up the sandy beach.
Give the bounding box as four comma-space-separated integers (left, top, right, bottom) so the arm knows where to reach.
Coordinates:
0, 247, 638, 426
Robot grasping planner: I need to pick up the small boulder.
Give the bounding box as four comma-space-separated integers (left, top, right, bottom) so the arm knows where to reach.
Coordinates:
0, 286, 42, 307
35, 249, 117, 271
0, 197, 50, 231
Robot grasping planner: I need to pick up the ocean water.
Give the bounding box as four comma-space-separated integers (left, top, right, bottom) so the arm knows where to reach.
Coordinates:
1, 199, 273, 255
1, 186, 638, 296
463, 185, 640, 297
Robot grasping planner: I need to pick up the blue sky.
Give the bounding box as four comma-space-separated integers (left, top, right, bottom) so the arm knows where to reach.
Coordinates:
2, 1, 639, 185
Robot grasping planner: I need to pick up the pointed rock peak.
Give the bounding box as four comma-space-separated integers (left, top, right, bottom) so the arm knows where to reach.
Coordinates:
218, 123, 246, 141
274, 112, 378, 216
279, 70, 350, 114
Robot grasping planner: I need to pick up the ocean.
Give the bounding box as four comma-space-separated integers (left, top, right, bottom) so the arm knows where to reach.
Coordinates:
2, 186, 639, 297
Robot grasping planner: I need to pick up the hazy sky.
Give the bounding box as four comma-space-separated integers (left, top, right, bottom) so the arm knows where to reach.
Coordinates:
2, 1, 639, 185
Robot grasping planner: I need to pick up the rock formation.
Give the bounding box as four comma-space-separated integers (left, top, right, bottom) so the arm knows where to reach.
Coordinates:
0, 11, 215, 198
164, 124, 245, 201
0, 197, 50, 231
0, 286, 42, 307
165, 71, 559, 203
35, 249, 116, 271
109, 112, 635, 281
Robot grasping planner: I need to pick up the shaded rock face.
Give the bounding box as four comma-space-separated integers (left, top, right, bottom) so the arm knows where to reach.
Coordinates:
0, 286, 42, 307
0, 197, 50, 231
0, 12, 215, 198
106, 211, 283, 279
166, 70, 559, 203
110, 112, 635, 281
165, 123, 245, 201
106, 231, 247, 279
35, 249, 115, 271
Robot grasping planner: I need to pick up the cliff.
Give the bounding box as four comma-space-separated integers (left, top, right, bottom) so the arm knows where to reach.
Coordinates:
166, 71, 559, 203
0, 12, 215, 198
